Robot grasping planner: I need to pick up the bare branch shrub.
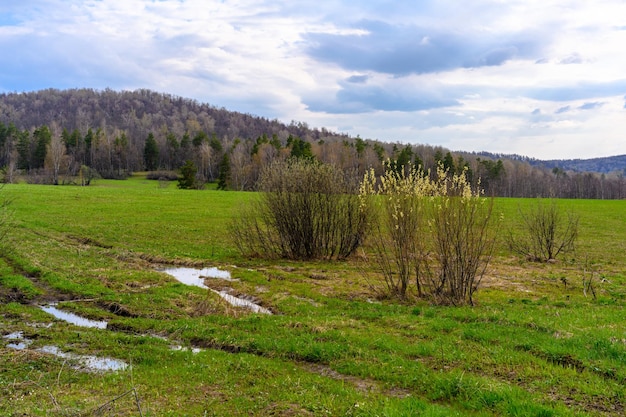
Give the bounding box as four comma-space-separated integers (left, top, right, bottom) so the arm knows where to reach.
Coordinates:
580, 257, 597, 300
423, 166, 497, 306
507, 199, 578, 262
361, 163, 497, 305
360, 163, 431, 298
232, 158, 371, 260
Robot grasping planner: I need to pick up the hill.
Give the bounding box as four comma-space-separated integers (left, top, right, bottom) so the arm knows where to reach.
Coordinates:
533, 155, 626, 175
475, 152, 626, 175
0, 88, 625, 199
0, 88, 339, 144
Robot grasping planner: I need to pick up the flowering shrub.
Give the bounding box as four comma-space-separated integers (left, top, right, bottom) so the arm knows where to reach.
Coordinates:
361, 161, 497, 305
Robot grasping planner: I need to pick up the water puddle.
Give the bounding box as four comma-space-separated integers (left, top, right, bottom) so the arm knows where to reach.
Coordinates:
40, 304, 108, 329
3, 331, 33, 350
170, 344, 203, 354
3, 332, 126, 372
162, 267, 271, 314
37, 345, 127, 372
217, 291, 272, 314
161, 267, 235, 288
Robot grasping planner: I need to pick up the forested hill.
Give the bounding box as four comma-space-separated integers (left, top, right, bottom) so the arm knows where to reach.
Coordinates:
477, 152, 626, 175
0, 88, 337, 144
0, 88, 625, 199
533, 155, 626, 175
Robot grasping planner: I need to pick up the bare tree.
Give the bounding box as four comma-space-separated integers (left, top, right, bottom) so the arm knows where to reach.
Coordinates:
46, 131, 66, 185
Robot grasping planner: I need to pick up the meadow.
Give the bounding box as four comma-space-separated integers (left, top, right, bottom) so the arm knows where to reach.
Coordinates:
1, 174, 625, 416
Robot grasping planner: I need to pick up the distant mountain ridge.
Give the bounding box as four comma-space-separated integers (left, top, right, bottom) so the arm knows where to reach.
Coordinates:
531, 155, 626, 174
475, 152, 626, 175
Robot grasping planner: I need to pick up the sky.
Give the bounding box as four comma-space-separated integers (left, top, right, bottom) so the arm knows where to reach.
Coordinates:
1, 1, 625, 160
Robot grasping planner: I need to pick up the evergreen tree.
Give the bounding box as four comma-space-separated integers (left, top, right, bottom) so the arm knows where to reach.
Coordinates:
287, 135, 313, 160
217, 153, 230, 190
84, 128, 94, 166
143, 133, 159, 171
16, 130, 31, 170
177, 160, 198, 189
32, 126, 51, 169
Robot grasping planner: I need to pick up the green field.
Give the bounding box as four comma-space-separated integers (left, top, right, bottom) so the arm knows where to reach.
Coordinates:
1, 175, 625, 416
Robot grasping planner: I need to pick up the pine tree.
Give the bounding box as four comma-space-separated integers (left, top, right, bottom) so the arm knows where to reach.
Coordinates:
217, 153, 230, 190
177, 160, 197, 189
143, 133, 159, 171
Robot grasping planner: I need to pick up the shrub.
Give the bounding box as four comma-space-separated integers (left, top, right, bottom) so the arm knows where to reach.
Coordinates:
178, 160, 204, 189
361, 162, 497, 305
232, 158, 370, 260
507, 199, 578, 262
423, 165, 497, 306
359, 162, 431, 298
146, 171, 179, 181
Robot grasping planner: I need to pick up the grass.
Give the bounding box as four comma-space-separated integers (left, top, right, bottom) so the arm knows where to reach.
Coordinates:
0, 174, 625, 416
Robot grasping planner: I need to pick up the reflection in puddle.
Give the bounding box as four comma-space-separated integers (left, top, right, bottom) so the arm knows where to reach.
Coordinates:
161, 267, 234, 289
40, 304, 108, 329
217, 291, 272, 314
3, 332, 126, 372
37, 346, 127, 372
162, 267, 271, 314
3, 331, 32, 350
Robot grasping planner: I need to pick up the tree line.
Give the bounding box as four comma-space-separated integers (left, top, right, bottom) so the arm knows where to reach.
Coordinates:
0, 88, 624, 198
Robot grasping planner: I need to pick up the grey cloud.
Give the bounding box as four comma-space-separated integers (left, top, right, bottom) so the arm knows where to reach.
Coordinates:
304, 20, 544, 75
305, 80, 460, 114
578, 101, 603, 110
346, 75, 369, 84
559, 53, 583, 64
531, 108, 541, 115
555, 106, 571, 114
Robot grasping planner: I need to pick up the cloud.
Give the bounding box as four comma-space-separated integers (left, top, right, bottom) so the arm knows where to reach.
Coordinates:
305, 75, 462, 114
578, 101, 604, 110
303, 19, 544, 76
346, 75, 369, 84
555, 106, 571, 114
558, 53, 584, 64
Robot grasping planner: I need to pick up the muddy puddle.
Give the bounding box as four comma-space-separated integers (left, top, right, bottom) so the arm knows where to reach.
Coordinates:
40, 304, 108, 329
3, 332, 126, 372
162, 267, 271, 314
3, 331, 32, 350
216, 291, 272, 314
37, 345, 128, 371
